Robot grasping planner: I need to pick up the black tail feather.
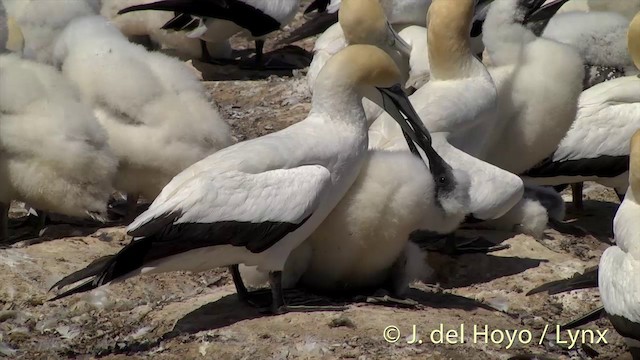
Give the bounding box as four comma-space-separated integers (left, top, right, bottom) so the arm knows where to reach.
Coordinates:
49, 238, 152, 301
560, 306, 605, 330
49, 278, 99, 302
278, 12, 338, 45
526, 266, 598, 296
49, 254, 115, 292
161, 13, 199, 31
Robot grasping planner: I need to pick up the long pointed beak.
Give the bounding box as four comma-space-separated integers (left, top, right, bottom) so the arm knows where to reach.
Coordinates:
378, 85, 454, 185
524, 0, 568, 24
386, 22, 411, 57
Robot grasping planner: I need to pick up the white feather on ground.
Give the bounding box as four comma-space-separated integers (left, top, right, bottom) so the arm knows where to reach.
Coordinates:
53, 16, 233, 200
0, 53, 117, 220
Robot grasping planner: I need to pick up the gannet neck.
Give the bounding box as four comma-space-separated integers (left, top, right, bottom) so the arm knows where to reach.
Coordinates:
427, 0, 480, 80
630, 130, 640, 198
311, 45, 401, 129
629, 11, 640, 72
5, 17, 24, 53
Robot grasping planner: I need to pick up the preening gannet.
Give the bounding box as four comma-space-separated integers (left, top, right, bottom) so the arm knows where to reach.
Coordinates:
49, 45, 451, 314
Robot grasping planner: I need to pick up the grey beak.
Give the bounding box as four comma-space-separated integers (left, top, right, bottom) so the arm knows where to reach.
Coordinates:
523, 0, 569, 35
377, 85, 454, 187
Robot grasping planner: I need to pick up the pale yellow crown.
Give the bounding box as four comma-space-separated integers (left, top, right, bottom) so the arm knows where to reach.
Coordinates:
339, 0, 388, 45
629, 11, 640, 71
5, 16, 24, 53
320, 44, 401, 89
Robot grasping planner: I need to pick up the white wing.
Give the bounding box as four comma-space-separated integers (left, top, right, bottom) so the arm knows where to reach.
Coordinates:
128, 165, 332, 237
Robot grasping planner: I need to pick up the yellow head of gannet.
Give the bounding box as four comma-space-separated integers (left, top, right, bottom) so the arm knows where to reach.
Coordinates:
427, 0, 478, 79
339, 0, 411, 56
629, 11, 640, 72
5, 16, 24, 53
630, 129, 640, 197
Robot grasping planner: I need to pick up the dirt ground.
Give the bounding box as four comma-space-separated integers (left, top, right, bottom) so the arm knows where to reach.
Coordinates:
0, 2, 631, 359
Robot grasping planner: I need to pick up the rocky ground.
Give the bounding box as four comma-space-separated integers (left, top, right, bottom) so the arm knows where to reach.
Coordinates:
0, 2, 631, 359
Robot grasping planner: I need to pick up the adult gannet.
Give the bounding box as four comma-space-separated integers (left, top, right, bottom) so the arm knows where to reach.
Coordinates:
49, 45, 452, 314
527, 129, 640, 358
0, 53, 117, 241
51, 16, 233, 215
281, 0, 431, 45
480, 0, 584, 175
523, 10, 640, 209
306, 0, 413, 122
368, 0, 527, 222
305, 0, 489, 94
101, 0, 224, 61
117, 0, 301, 67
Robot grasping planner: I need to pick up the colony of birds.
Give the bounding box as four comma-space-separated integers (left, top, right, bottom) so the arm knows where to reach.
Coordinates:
0, 0, 639, 358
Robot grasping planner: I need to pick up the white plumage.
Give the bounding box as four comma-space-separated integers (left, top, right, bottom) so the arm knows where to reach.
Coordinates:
523, 10, 640, 201
481, 0, 584, 175
553, 0, 640, 20
598, 129, 640, 349
50, 45, 448, 313
52, 16, 233, 201
274, 148, 469, 293
1, 0, 99, 62
0, 54, 117, 238
369, 0, 524, 221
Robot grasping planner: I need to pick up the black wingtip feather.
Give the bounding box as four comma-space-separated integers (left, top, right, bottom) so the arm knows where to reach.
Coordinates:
526, 267, 598, 296
49, 278, 99, 302
560, 307, 605, 330
304, 0, 331, 14
49, 255, 115, 292
277, 12, 338, 45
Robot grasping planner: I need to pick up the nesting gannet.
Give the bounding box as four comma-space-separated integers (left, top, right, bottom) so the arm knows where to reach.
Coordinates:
49, 45, 452, 314
368, 0, 525, 222
523, 11, 640, 209
0, 54, 117, 241
117, 0, 300, 67
52, 16, 233, 212
1, 0, 99, 63
101, 0, 226, 61
541, 10, 639, 89
527, 130, 640, 357
480, 0, 583, 176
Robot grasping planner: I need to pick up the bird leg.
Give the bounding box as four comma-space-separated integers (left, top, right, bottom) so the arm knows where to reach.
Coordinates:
238, 39, 300, 70
198, 40, 239, 65
0, 202, 8, 242
229, 264, 250, 302
268, 271, 346, 314
571, 182, 584, 210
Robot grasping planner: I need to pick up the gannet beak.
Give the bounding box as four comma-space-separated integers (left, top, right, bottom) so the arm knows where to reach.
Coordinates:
377, 85, 454, 185
386, 22, 411, 57
523, 0, 568, 24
